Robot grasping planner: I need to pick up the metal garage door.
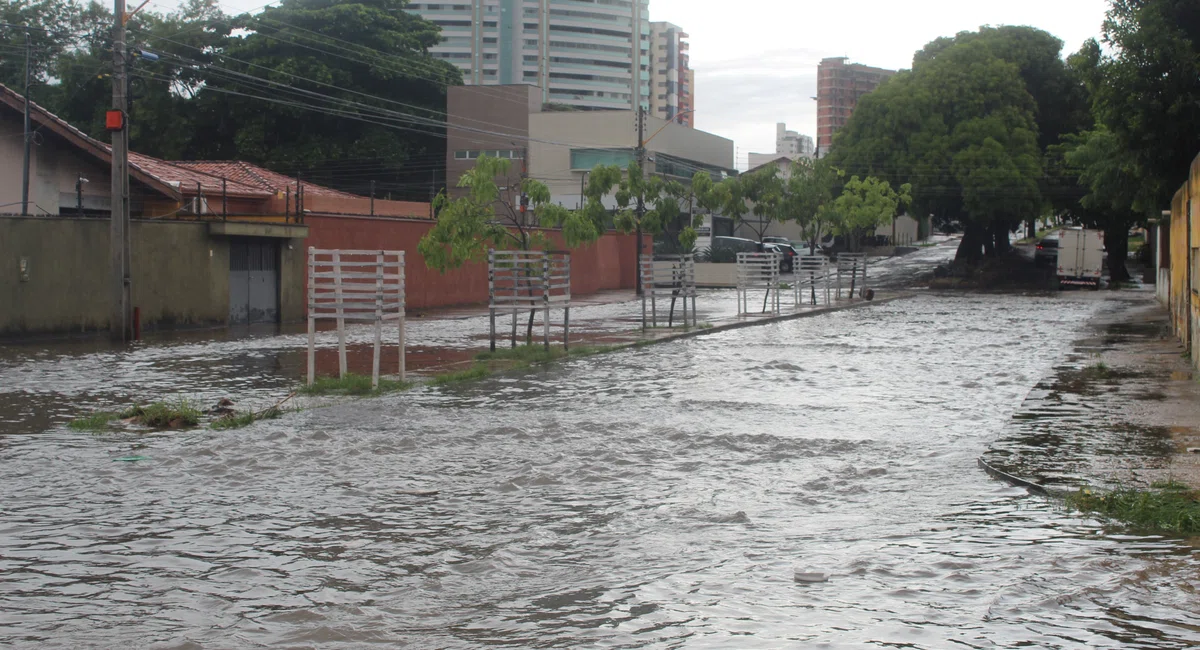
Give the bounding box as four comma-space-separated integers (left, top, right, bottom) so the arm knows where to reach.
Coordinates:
229, 238, 279, 325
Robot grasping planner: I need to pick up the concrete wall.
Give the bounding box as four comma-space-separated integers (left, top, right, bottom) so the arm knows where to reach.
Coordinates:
1167, 153, 1199, 370
1, 216, 306, 336
1192, 158, 1200, 371
303, 214, 649, 310
1155, 224, 1171, 306
1170, 185, 1190, 349
694, 262, 736, 287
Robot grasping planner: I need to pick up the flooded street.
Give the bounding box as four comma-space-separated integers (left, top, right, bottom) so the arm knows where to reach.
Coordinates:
0, 245, 954, 436
3, 290, 1199, 647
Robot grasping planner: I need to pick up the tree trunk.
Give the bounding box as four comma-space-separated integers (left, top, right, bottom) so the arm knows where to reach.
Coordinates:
1104, 226, 1131, 283
955, 223, 986, 263
992, 219, 1011, 256
982, 222, 996, 258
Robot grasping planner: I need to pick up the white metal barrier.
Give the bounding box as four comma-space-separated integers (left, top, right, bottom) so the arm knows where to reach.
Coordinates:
307, 248, 406, 389
640, 254, 697, 329
794, 255, 832, 306
489, 249, 572, 350
836, 252, 868, 300
737, 251, 781, 315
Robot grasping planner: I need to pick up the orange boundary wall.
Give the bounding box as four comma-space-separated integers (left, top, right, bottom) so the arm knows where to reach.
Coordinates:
303, 214, 649, 310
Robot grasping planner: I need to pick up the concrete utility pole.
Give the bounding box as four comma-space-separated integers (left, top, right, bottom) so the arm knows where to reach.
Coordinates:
21, 31, 30, 215
635, 105, 645, 296
110, 0, 132, 341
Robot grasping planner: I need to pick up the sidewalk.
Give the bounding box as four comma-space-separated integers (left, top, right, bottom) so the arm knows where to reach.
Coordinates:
982, 288, 1200, 491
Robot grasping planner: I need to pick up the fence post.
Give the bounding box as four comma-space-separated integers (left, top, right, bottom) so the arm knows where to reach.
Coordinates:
640, 255, 647, 331
307, 247, 315, 386
542, 254, 551, 351
488, 249, 497, 352
372, 251, 383, 390
399, 251, 407, 382
334, 250, 347, 378
564, 254, 571, 351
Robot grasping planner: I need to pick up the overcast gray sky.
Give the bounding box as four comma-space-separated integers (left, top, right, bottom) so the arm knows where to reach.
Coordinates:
649, 0, 1112, 167
176, 0, 1112, 168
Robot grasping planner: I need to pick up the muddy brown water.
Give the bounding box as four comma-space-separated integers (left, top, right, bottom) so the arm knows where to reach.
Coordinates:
2, 291, 1200, 647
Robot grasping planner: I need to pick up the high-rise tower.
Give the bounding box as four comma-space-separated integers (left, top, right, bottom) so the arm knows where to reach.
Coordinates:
409, 1, 650, 111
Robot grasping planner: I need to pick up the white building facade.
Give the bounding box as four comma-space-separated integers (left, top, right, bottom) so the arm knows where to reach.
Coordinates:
648, 21, 693, 126
409, 0, 650, 111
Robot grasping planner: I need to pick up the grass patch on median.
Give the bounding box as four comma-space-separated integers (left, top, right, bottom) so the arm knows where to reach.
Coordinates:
1064, 480, 1200, 536
299, 373, 414, 396
431, 364, 492, 385
68, 411, 119, 431
211, 407, 286, 430
120, 399, 202, 428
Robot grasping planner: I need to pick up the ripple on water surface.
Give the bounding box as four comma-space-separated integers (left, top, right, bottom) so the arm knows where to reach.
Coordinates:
2, 293, 1199, 648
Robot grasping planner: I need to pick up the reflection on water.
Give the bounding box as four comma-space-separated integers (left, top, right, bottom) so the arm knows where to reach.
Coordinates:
2, 291, 1199, 647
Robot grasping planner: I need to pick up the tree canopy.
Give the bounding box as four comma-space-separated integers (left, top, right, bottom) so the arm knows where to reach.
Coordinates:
1082, 0, 1200, 207
831, 26, 1085, 262
1, 0, 460, 199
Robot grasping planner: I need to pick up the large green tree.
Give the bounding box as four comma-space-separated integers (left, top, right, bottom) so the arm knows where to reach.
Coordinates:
1083, 0, 1200, 207
832, 27, 1088, 263
187, 0, 459, 194
0, 0, 459, 196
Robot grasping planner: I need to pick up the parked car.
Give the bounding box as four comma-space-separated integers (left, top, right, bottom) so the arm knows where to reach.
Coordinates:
1034, 235, 1059, 267
763, 242, 797, 273
711, 236, 794, 272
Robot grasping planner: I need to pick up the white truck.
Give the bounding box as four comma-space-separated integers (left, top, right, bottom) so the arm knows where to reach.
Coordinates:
1056, 228, 1105, 289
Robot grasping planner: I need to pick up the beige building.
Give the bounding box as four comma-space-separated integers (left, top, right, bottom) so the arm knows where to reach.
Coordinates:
446, 85, 734, 210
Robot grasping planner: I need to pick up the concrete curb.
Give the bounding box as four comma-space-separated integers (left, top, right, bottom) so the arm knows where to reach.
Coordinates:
408, 293, 915, 381
976, 456, 1051, 495
634, 293, 916, 347
976, 456, 1074, 497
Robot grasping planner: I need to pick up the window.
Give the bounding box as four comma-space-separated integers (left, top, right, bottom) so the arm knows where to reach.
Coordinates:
454, 150, 524, 161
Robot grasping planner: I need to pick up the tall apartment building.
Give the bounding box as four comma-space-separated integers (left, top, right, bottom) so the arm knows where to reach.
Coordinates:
649, 22, 693, 126
815, 57, 896, 156
746, 122, 814, 170
775, 122, 814, 158
408, 1, 650, 112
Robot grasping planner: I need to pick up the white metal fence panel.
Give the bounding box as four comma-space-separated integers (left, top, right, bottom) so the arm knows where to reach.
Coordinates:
836, 253, 868, 300
736, 252, 781, 315
307, 248, 406, 389
640, 254, 697, 329
794, 255, 831, 306
489, 249, 572, 350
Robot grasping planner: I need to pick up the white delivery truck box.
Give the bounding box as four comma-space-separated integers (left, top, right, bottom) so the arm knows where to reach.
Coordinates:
1056, 228, 1104, 288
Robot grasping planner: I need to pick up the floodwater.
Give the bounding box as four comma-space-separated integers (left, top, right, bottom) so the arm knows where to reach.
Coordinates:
0, 244, 954, 436
3, 291, 1200, 648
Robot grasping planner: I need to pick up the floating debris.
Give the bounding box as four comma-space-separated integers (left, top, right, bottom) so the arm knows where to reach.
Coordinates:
794, 569, 831, 583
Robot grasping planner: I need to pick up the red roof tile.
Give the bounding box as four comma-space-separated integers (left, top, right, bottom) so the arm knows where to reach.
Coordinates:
128, 154, 271, 198
172, 161, 364, 199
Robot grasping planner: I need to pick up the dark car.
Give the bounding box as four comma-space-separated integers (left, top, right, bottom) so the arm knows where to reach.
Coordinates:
1035, 236, 1059, 267
763, 242, 797, 273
